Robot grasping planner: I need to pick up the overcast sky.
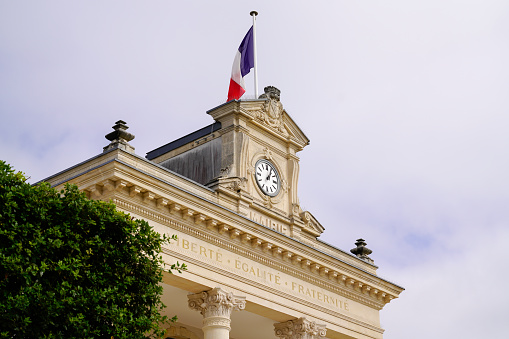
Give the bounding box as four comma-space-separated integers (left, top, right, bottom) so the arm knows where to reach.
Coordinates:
1, 1, 508, 338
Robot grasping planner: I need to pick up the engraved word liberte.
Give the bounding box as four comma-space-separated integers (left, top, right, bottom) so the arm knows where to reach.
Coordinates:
174, 236, 350, 312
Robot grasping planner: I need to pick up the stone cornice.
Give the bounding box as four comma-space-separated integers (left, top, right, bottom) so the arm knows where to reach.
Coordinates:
47, 150, 403, 307
99, 181, 402, 308
246, 131, 296, 160
43, 149, 217, 200
129, 198, 396, 310
84, 160, 376, 273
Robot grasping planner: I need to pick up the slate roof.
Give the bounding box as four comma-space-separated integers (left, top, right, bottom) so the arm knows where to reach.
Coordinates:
146, 122, 221, 160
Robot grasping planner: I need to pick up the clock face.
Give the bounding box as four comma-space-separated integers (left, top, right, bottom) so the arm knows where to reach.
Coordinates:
254, 159, 280, 197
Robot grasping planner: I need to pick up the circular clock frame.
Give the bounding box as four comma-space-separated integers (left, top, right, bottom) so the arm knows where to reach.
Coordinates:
254, 159, 281, 197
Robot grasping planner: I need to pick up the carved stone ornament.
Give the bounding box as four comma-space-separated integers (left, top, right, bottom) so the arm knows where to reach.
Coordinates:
216, 177, 248, 193
256, 86, 288, 136
229, 177, 248, 191
262, 194, 274, 209
350, 238, 374, 264
299, 211, 324, 237
103, 120, 135, 153
187, 287, 246, 319
274, 317, 327, 339
263, 147, 274, 161
281, 178, 289, 194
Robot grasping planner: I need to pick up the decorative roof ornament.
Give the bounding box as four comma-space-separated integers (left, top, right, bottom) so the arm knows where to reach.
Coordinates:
255, 86, 288, 136
350, 238, 374, 264
103, 120, 135, 153
259, 85, 280, 100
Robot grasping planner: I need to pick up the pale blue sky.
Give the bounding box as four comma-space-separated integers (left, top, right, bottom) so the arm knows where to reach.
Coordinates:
1, 1, 508, 338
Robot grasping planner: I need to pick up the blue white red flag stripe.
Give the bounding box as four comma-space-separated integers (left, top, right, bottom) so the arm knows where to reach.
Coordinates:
228, 26, 254, 101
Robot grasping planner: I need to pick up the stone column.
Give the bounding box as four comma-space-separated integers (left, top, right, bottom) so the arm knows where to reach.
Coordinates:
274, 317, 327, 339
188, 287, 246, 339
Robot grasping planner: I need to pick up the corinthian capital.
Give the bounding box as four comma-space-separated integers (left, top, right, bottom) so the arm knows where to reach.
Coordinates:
188, 287, 246, 319
274, 317, 327, 339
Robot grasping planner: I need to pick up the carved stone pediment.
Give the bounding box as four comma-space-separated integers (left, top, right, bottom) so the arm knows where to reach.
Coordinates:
300, 211, 325, 237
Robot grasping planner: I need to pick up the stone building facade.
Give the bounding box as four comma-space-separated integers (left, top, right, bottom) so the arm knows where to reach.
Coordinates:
42, 87, 403, 339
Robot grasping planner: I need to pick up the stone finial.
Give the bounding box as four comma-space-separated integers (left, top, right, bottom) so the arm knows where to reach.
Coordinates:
258, 86, 281, 101
103, 120, 135, 153
350, 238, 374, 264
274, 318, 327, 339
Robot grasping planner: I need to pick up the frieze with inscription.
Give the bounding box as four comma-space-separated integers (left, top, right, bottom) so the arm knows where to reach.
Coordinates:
172, 234, 351, 313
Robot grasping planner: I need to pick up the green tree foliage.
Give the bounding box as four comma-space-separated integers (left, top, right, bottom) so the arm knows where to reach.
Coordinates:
0, 161, 185, 338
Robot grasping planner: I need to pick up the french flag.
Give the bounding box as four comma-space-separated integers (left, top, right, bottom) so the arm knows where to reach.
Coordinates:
227, 26, 255, 101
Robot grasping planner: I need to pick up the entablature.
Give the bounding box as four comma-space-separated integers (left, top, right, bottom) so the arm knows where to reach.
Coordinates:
44, 148, 403, 313
58, 158, 400, 308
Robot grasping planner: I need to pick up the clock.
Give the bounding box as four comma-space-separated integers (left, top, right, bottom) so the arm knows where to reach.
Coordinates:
254, 159, 281, 197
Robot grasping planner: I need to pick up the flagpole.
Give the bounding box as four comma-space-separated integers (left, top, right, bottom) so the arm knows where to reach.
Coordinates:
250, 11, 258, 98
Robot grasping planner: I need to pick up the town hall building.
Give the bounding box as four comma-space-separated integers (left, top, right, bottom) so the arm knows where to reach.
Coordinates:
42, 86, 404, 339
